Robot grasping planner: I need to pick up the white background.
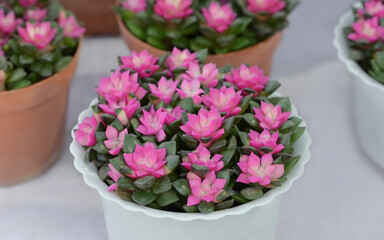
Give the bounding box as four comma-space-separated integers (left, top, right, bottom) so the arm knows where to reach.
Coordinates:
2, 0, 384, 239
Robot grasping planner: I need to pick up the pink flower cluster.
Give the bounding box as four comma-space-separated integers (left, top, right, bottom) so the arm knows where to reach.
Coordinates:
0, 5, 84, 51
202, 2, 237, 33
349, 0, 384, 43
154, 0, 193, 20
74, 48, 299, 210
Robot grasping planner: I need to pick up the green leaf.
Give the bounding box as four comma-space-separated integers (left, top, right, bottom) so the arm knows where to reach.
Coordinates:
290, 127, 306, 144
276, 97, 291, 112
147, 36, 167, 50
116, 187, 132, 201
54, 56, 72, 73
216, 169, 233, 187
217, 35, 235, 47
172, 179, 191, 196
110, 157, 126, 174
239, 94, 253, 114
263, 80, 281, 95
164, 155, 180, 172
98, 163, 110, 181
39, 63, 53, 77
20, 43, 38, 55
92, 142, 109, 154
117, 177, 137, 191
165, 30, 182, 39
183, 204, 198, 213
95, 131, 107, 142
9, 80, 31, 89
85, 147, 97, 163
134, 176, 156, 190
209, 139, 227, 154
19, 55, 34, 65
191, 164, 210, 178
125, 20, 146, 40
158, 141, 176, 155
199, 25, 217, 39
284, 155, 300, 176
111, 119, 124, 132
220, 116, 234, 139
152, 176, 172, 194
179, 97, 195, 113
123, 134, 140, 153
181, 134, 199, 149
238, 131, 249, 145
240, 187, 263, 200
215, 199, 234, 211
220, 150, 235, 167
39, 52, 54, 62
196, 48, 208, 64
227, 136, 237, 151
243, 113, 259, 129
156, 190, 179, 207
167, 120, 182, 133
197, 201, 215, 213
241, 146, 259, 155
132, 189, 157, 205
7, 68, 26, 83
100, 114, 116, 125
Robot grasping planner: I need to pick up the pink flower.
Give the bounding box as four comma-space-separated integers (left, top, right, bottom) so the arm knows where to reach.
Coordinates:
17, 22, 56, 50
123, 142, 167, 178
149, 77, 178, 104
202, 86, 243, 117
225, 64, 269, 95
154, 0, 193, 20
75, 116, 98, 147
202, 2, 237, 33
121, 0, 147, 13
166, 47, 198, 71
254, 101, 291, 130
361, 0, 384, 18
0, 9, 22, 35
165, 105, 185, 124
247, 0, 286, 15
249, 129, 284, 155
180, 108, 225, 147
96, 70, 147, 101
19, 0, 37, 7
137, 106, 167, 142
104, 126, 128, 155
176, 79, 204, 105
187, 171, 226, 206
120, 50, 159, 78
348, 17, 384, 43
59, 11, 85, 38
182, 144, 224, 172
236, 153, 284, 186
181, 62, 219, 87
107, 164, 123, 191
99, 97, 140, 125
24, 8, 47, 22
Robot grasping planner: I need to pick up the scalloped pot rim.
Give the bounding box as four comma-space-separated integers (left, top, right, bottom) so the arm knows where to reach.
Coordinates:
70, 95, 312, 221
333, 6, 384, 94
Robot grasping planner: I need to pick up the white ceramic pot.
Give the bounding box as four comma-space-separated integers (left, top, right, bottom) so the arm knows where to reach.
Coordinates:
334, 9, 384, 168
70, 98, 311, 240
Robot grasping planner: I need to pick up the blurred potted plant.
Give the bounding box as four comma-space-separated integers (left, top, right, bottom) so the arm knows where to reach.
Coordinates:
71, 49, 311, 240
334, 0, 384, 168
60, 0, 118, 35
0, 0, 85, 185
114, 0, 299, 74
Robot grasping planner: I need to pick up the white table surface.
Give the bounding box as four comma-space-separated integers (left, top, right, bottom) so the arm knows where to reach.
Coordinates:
1, 36, 383, 240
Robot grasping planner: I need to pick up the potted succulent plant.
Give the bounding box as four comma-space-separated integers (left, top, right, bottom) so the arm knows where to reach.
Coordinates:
114, 0, 299, 74
0, 0, 85, 185
60, 0, 119, 35
334, 0, 384, 168
70, 49, 311, 240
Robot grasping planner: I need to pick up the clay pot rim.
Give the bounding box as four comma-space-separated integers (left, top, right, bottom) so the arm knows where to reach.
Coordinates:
0, 37, 83, 97
115, 10, 283, 60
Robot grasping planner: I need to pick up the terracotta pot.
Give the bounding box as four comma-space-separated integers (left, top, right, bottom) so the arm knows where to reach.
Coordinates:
116, 14, 282, 75
61, 0, 118, 35
0, 40, 82, 186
